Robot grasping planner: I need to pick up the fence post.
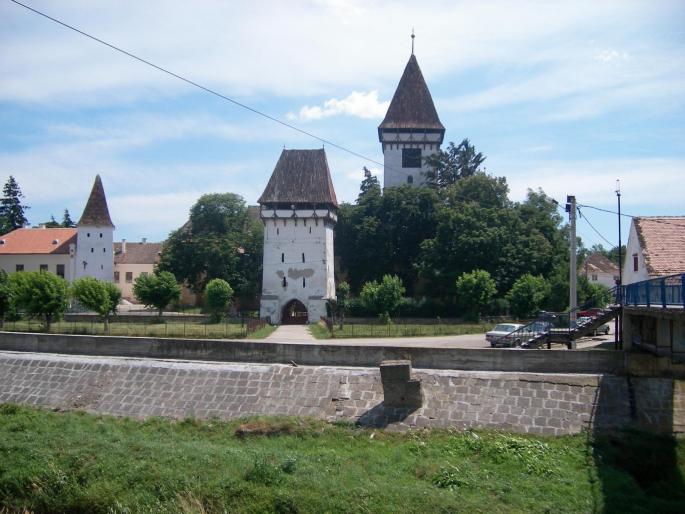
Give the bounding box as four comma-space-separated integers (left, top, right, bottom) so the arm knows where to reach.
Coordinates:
645, 281, 651, 308
660, 278, 667, 308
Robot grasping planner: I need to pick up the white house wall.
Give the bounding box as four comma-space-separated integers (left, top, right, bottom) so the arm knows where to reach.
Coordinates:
0, 254, 74, 281
623, 221, 650, 285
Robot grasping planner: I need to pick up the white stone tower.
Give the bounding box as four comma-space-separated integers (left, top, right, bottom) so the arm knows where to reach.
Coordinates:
378, 52, 445, 188
259, 149, 337, 324
74, 175, 115, 281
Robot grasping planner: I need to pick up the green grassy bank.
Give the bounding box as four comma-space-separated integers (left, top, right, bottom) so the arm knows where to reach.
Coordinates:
310, 322, 494, 339
1, 405, 683, 513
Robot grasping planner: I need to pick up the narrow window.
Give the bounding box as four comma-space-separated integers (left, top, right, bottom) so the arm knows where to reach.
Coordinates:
103, 248, 106, 253
407, 175, 414, 184
56, 264, 65, 279
282, 277, 287, 287
39, 264, 48, 272
99, 233, 103, 238
277, 228, 280, 235
91, 248, 94, 253
283, 219, 286, 227
633, 254, 638, 272
15, 264, 24, 272
302, 253, 305, 263
281, 253, 284, 263
302, 277, 306, 288
303, 219, 307, 226
87, 233, 90, 237
125, 272, 133, 283
402, 148, 421, 168
309, 227, 312, 234
114, 271, 120, 283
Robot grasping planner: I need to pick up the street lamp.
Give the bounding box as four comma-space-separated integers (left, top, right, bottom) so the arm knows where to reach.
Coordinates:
615, 179, 622, 349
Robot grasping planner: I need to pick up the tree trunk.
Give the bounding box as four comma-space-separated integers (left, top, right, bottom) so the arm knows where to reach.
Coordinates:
158, 307, 163, 318
104, 316, 110, 334
45, 313, 52, 332
339, 311, 345, 330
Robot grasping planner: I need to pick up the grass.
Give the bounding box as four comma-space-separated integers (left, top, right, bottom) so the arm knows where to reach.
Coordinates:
0, 320, 274, 340
1, 405, 683, 513
310, 321, 495, 339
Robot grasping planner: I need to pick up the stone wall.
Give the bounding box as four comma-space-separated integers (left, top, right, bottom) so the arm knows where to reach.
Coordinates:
1, 352, 681, 435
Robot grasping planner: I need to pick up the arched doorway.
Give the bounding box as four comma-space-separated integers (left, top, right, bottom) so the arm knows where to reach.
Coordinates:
282, 299, 308, 325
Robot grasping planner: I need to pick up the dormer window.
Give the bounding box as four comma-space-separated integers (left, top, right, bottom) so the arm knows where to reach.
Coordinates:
52, 239, 60, 244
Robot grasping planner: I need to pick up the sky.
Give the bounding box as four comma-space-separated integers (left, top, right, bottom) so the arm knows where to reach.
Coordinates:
1, 0, 684, 250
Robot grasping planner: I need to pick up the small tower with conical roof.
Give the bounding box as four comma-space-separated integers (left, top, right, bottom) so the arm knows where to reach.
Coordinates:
74, 175, 115, 281
379, 44, 445, 188
258, 149, 338, 324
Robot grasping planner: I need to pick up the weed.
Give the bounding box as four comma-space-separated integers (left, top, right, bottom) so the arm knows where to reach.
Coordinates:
244, 457, 283, 486
489, 435, 558, 476
431, 465, 474, 491
281, 456, 298, 474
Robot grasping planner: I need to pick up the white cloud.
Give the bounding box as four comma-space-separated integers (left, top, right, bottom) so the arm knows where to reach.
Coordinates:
594, 49, 628, 63
290, 91, 389, 121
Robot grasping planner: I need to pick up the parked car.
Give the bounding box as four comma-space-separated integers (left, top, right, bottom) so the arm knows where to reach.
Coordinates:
486, 323, 524, 347
575, 316, 610, 335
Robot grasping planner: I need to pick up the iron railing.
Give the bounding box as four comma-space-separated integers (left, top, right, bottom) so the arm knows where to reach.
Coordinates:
623, 273, 684, 309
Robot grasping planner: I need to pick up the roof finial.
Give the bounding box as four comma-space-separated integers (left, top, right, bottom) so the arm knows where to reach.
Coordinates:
411, 28, 415, 55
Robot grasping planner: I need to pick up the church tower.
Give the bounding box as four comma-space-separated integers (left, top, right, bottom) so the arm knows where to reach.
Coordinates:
258, 149, 337, 324
378, 48, 445, 188
74, 175, 115, 281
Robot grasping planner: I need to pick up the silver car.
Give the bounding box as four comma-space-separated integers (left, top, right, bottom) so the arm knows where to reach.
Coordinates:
486, 323, 525, 347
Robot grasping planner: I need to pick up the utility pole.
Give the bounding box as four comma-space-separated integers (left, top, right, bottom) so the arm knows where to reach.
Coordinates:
566, 195, 577, 349
616, 180, 622, 349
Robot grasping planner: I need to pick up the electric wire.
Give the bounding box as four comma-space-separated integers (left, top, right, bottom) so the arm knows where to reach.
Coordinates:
8, 0, 388, 171
576, 206, 614, 247
577, 203, 685, 229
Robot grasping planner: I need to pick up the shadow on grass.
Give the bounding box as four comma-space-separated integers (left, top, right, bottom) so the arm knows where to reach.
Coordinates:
591, 376, 685, 513
356, 402, 419, 428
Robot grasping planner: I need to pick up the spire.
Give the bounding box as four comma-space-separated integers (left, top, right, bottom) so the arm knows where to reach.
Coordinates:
378, 54, 444, 132
411, 28, 415, 55
78, 175, 114, 227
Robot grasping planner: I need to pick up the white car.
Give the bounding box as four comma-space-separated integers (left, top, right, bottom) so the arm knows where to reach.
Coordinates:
576, 316, 610, 335
486, 323, 525, 347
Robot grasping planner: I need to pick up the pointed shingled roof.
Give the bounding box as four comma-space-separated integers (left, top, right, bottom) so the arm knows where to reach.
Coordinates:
258, 149, 338, 207
378, 54, 445, 132
78, 175, 114, 227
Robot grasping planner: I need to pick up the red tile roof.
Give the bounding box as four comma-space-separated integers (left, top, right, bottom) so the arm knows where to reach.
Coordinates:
583, 253, 619, 275
0, 228, 77, 255
113, 242, 163, 264
634, 216, 685, 276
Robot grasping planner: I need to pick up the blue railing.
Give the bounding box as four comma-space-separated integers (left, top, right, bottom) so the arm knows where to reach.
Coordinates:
623, 274, 685, 309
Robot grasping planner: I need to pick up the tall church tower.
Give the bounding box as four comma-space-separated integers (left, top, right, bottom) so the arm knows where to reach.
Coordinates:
74, 175, 114, 281
378, 50, 445, 188
258, 149, 338, 324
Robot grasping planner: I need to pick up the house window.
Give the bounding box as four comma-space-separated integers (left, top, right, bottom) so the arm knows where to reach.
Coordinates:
39, 264, 48, 272
633, 254, 638, 272
407, 175, 414, 184
125, 272, 133, 283
114, 271, 120, 283
277, 228, 279, 235
103, 248, 106, 253
91, 248, 94, 253
309, 227, 312, 234
591, 274, 598, 281
15, 264, 23, 272
281, 253, 285, 263
302, 277, 306, 288
402, 148, 421, 168
87, 233, 90, 237
100, 233, 103, 238
282, 277, 287, 287
302, 253, 305, 263
56, 264, 65, 279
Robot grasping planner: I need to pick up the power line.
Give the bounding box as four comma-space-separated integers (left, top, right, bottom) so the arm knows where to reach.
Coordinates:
8, 0, 387, 171
576, 206, 614, 247
577, 203, 685, 229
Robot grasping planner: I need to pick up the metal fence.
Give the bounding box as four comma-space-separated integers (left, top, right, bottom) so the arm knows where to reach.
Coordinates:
623, 274, 684, 309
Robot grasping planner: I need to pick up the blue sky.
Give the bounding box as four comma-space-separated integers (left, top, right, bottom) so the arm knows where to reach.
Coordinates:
1, 0, 683, 250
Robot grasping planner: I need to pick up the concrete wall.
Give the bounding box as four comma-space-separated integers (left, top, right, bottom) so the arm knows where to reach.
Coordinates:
75, 225, 114, 282
260, 213, 335, 324
0, 253, 73, 281
0, 331, 625, 374
622, 306, 685, 358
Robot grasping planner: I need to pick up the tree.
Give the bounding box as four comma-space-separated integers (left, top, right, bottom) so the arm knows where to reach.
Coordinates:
204, 278, 234, 322
506, 274, 550, 319
71, 277, 121, 330
423, 139, 486, 189
358, 167, 381, 203
360, 274, 405, 322
62, 209, 75, 228
10, 271, 68, 330
42, 215, 61, 228
157, 193, 262, 299
0, 269, 12, 328
455, 269, 497, 322
133, 271, 181, 317
336, 281, 351, 329
0, 176, 29, 234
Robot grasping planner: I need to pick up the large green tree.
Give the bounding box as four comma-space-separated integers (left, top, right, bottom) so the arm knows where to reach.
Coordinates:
423, 138, 486, 189
157, 193, 263, 300
71, 277, 121, 330
133, 271, 181, 317
506, 274, 550, 319
360, 274, 406, 322
455, 269, 497, 322
0, 176, 29, 234
61, 209, 76, 228
10, 271, 68, 330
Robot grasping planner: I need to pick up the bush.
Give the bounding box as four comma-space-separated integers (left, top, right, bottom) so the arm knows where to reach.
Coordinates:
71, 277, 121, 329
133, 271, 181, 317
359, 275, 405, 322
455, 269, 497, 322
506, 274, 550, 319
204, 278, 234, 322
9, 270, 68, 330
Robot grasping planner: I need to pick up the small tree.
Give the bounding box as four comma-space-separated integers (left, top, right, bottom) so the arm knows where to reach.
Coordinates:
62, 208, 75, 228
455, 269, 497, 322
10, 270, 68, 330
0, 176, 30, 233
506, 274, 550, 319
71, 277, 121, 330
133, 271, 181, 317
205, 278, 234, 322
0, 269, 12, 328
360, 274, 405, 323
336, 281, 351, 329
